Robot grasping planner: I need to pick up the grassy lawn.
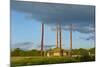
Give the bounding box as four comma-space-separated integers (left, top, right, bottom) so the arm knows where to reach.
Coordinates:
11, 56, 95, 67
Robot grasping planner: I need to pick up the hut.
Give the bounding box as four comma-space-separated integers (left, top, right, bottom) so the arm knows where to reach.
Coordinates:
47, 48, 68, 56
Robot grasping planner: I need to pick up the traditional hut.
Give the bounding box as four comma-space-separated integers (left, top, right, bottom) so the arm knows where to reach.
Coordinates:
47, 48, 68, 56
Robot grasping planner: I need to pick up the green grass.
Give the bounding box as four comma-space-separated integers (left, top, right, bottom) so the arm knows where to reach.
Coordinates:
11, 56, 95, 67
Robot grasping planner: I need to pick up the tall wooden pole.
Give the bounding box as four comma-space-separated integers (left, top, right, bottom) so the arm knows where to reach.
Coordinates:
59, 24, 63, 56
69, 24, 72, 57
41, 23, 44, 56
56, 25, 58, 48
59, 25, 62, 49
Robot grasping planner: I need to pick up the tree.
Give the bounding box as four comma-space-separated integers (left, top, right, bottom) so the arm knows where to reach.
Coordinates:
78, 48, 89, 56
11, 48, 23, 56
89, 48, 95, 54
11, 48, 41, 56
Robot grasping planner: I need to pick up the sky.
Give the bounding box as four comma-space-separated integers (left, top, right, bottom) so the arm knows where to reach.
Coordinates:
11, 0, 95, 50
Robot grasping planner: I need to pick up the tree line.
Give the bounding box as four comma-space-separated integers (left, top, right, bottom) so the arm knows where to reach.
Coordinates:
11, 48, 95, 56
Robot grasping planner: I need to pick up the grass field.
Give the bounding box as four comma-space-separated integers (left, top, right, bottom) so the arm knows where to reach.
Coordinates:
11, 56, 95, 67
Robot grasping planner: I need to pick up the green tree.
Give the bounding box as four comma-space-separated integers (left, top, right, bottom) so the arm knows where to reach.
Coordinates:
89, 48, 95, 54
11, 48, 23, 56
78, 48, 89, 56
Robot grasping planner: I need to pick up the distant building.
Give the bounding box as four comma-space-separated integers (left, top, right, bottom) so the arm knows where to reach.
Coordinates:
47, 48, 68, 56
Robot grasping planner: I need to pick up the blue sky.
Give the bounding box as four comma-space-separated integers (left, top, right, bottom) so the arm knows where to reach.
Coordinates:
11, 1, 95, 50
11, 11, 95, 50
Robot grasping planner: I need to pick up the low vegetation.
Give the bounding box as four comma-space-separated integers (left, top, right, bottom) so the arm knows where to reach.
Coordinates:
11, 48, 95, 67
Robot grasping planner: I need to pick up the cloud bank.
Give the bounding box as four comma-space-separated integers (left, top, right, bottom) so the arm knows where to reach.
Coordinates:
11, 0, 95, 34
